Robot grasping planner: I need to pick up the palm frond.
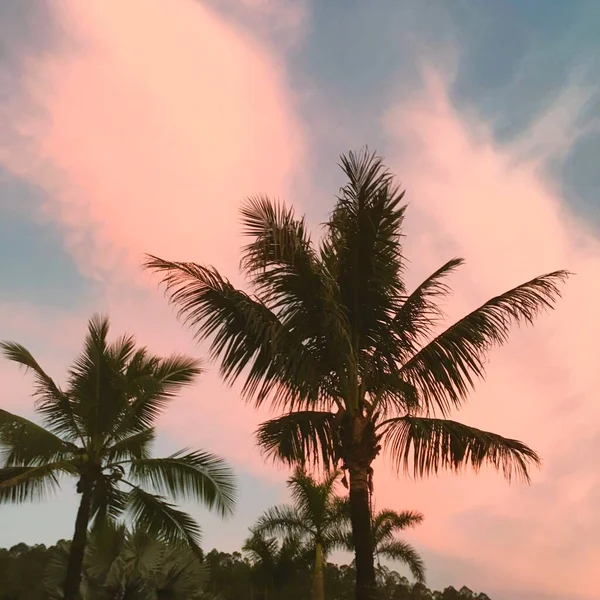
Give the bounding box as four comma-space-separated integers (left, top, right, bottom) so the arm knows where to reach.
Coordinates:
114, 353, 203, 437
129, 450, 236, 517
0, 341, 83, 442
84, 523, 128, 582
373, 509, 424, 543
239, 196, 352, 404
373, 259, 464, 375
399, 270, 570, 416
158, 543, 209, 598
377, 539, 426, 583
256, 411, 338, 469
366, 372, 421, 418
240, 195, 315, 287
254, 505, 310, 537
381, 416, 540, 482
106, 428, 154, 463
0, 461, 76, 503
145, 255, 327, 410
0, 409, 77, 466
66, 314, 130, 447
125, 485, 202, 551
243, 529, 280, 567
324, 148, 407, 360
90, 475, 129, 531
287, 467, 340, 528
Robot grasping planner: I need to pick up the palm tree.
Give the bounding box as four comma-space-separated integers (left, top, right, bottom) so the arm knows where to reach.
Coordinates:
253, 468, 347, 600
0, 315, 236, 600
145, 148, 568, 600
45, 524, 214, 599
338, 508, 425, 584
243, 529, 311, 600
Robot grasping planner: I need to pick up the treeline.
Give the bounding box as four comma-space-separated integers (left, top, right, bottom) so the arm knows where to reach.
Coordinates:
0, 540, 491, 600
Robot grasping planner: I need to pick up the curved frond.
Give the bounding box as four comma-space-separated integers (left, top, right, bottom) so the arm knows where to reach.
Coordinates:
0, 342, 83, 442
114, 353, 203, 438
381, 416, 540, 482
256, 411, 338, 469
239, 196, 351, 404
106, 428, 154, 463
144, 255, 328, 410
90, 475, 128, 531
399, 270, 570, 415
254, 505, 310, 537
0, 409, 77, 466
158, 543, 209, 598
0, 461, 76, 503
129, 449, 236, 517
240, 195, 316, 291
388, 258, 464, 359
243, 530, 279, 567
125, 485, 202, 551
377, 539, 426, 583
374, 509, 424, 543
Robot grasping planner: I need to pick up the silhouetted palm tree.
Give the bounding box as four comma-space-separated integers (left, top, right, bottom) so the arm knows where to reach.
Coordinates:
0, 315, 236, 600
146, 148, 567, 600
254, 468, 347, 600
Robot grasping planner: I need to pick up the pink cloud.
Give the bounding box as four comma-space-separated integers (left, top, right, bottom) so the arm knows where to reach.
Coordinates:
0, 0, 305, 478
2, 3, 598, 596
3, 0, 304, 282
372, 71, 599, 597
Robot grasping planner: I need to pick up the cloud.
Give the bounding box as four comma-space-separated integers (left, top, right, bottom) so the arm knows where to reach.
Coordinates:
0, 0, 305, 477
372, 70, 599, 598
2, 0, 304, 280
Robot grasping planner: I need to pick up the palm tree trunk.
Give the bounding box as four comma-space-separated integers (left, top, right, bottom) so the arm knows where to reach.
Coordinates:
348, 464, 377, 600
312, 541, 325, 600
63, 477, 93, 600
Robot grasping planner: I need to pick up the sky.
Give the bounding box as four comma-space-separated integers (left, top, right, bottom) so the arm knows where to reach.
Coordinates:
0, 1, 599, 598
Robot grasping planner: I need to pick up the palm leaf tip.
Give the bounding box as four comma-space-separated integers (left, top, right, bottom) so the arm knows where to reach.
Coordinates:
399, 269, 570, 416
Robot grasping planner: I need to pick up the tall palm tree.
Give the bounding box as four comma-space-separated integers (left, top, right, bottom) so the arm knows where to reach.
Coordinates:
0, 315, 236, 600
338, 508, 425, 583
253, 468, 347, 600
145, 148, 568, 600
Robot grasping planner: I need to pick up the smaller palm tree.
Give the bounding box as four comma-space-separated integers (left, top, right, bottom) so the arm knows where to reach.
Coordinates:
338, 508, 425, 584
243, 529, 311, 600
0, 315, 236, 600
253, 468, 347, 600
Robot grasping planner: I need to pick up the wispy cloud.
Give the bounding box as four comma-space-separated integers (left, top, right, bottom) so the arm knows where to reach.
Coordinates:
0, 0, 306, 474
373, 69, 599, 599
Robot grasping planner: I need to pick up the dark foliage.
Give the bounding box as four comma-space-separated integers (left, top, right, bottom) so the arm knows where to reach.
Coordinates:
0, 541, 491, 600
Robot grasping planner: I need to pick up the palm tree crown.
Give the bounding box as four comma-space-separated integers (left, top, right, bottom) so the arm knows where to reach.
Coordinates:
145, 148, 568, 600
0, 315, 236, 599
253, 468, 348, 600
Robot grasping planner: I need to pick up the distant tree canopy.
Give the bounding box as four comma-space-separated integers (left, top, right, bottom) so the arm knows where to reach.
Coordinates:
0, 540, 492, 600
